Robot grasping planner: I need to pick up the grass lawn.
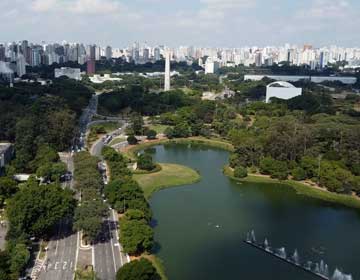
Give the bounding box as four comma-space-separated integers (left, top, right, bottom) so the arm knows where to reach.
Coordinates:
148, 124, 170, 134
109, 136, 127, 146
133, 163, 201, 199
223, 165, 360, 210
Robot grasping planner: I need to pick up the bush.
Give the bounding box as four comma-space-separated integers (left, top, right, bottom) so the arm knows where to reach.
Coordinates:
259, 157, 288, 180
164, 127, 174, 139
116, 258, 160, 280
234, 166, 248, 178
127, 135, 138, 145
291, 167, 307, 181
146, 129, 157, 140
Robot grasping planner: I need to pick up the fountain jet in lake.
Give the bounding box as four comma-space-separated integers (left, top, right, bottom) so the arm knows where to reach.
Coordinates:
331, 268, 353, 280
244, 230, 354, 280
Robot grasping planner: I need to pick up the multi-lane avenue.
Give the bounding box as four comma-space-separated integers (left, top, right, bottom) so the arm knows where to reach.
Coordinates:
90, 122, 130, 280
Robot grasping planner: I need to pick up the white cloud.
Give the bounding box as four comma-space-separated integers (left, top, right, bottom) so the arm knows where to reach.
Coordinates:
200, 0, 255, 9
31, 0, 123, 14
296, 0, 351, 19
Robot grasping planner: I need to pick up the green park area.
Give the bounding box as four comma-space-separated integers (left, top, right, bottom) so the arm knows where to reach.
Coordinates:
133, 163, 201, 199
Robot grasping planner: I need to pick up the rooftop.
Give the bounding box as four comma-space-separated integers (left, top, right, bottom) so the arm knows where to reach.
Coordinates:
0, 143, 12, 154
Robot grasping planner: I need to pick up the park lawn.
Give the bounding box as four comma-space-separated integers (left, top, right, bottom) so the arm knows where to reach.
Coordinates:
109, 136, 127, 146
133, 163, 201, 199
148, 124, 171, 134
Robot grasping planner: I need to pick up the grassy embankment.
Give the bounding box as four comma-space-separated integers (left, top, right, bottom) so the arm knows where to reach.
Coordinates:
133, 163, 201, 199
223, 166, 360, 210
87, 122, 119, 146
109, 136, 127, 146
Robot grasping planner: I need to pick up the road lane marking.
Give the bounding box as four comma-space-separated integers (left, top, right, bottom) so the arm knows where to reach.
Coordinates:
55, 262, 59, 270
107, 218, 117, 273
92, 245, 95, 271
111, 209, 122, 267
74, 231, 80, 277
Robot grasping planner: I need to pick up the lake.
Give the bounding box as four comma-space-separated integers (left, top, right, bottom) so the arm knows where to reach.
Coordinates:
147, 144, 360, 280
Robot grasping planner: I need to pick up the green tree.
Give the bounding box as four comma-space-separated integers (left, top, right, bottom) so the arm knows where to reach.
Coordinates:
36, 162, 67, 182
127, 135, 138, 145
137, 154, 156, 171
164, 127, 174, 139
116, 258, 160, 280
120, 220, 154, 255
8, 243, 30, 277
291, 167, 307, 181
131, 114, 144, 135
0, 177, 18, 206
73, 200, 108, 242
6, 184, 76, 238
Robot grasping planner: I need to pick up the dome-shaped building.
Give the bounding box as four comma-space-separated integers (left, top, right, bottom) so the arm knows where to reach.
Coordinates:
266, 81, 302, 103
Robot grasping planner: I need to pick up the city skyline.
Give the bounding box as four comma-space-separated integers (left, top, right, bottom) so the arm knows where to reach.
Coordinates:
1, 0, 360, 47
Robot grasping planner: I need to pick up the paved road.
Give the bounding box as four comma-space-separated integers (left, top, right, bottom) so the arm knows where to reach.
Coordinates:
37, 154, 79, 280
89, 122, 130, 279
38, 220, 78, 280
94, 209, 129, 280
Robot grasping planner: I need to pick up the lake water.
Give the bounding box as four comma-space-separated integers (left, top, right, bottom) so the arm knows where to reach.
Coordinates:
147, 144, 360, 280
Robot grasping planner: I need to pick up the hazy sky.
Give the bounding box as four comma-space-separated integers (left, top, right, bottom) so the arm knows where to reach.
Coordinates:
1, 0, 359, 47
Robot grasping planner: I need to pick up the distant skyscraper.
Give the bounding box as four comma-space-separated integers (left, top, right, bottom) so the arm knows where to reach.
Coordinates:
143, 48, 149, 62
31, 48, 41, 66
0, 45, 5, 61
87, 45, 96, 74
154, 47, 161, 61
319, 51, 325, 69
105, 46, 112, 60
255, 52, 262, 67
16, 54, 26, 77
164, 51, 171, 91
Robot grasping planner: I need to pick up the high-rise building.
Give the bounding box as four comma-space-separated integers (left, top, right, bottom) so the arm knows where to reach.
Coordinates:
205, 57, 220, 74
319, 51, 325, 69
164, 51, 171, 91
255, 52, 262, 67
16, 54, 26, 77
154, 47, 161, 61
87, 45, 96, 74
143, 48, 149, 62
105, 46, 112, 60
31, 48, 41, 66
0, 45, 5, 61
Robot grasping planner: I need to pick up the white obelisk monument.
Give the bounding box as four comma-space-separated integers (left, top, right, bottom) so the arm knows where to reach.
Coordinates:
164, 51, 171, 91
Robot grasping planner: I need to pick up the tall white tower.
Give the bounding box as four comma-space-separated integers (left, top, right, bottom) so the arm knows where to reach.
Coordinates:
164, 51, 171, 91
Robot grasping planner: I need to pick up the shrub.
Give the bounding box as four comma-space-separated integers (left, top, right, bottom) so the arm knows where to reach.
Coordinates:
291, 167, 307, 181
127, 135, 138, 145
234, 166, 248, 178
146, 129, 157, 140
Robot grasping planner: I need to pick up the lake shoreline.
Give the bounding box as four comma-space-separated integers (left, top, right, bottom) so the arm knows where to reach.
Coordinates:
121, 138, 360, 210
223, 165, 360, 210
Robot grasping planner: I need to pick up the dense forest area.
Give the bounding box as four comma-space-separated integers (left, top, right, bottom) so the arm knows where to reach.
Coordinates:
98, 80, 360, 197
0, 78, 92, 279
0, 78, 92, 172
98, 85, 195, 116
